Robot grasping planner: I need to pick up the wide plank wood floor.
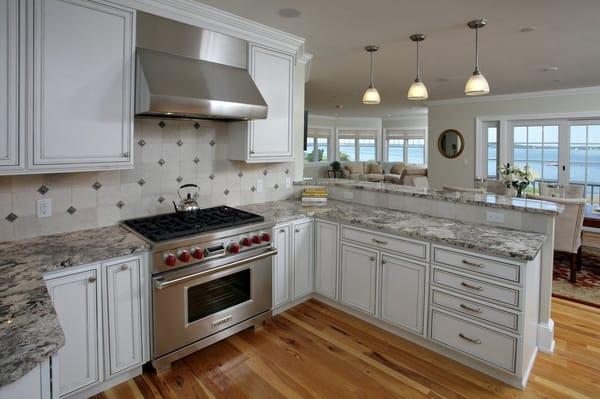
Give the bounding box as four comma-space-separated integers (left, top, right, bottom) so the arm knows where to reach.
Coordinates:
94, 298, 600, 399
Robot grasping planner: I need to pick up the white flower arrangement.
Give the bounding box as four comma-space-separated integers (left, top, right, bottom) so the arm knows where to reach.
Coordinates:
498, 163, 538, 197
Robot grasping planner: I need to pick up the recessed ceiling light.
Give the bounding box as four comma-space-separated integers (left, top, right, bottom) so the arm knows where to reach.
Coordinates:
278, 8, 302, 18
542, 66, 559, 72
520, 27, 535, 33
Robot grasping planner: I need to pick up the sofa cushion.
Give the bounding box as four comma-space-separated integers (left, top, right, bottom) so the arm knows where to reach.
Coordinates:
366, 173, 385, 182
384, 174, 403, 184
367, 162, 383, 174
404, 167, 427, 176
389, 163, 405, 175
345, 162, 365, 174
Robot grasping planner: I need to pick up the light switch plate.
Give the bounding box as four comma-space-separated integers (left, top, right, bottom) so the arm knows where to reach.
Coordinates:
37, 198, 52, 218
343, 191, 354, 200
285, 177, 291, 189
486, 210, 505, 224
256, 179, 263, 193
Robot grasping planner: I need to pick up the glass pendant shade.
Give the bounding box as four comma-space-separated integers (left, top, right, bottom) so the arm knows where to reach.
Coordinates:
362, 86, 381, 104
407, 78, 428, 100
464, 69, 490, 96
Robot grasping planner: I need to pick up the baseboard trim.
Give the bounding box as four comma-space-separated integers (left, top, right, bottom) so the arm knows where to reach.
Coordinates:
537, 319, 555, 354
64, 367, 142, 399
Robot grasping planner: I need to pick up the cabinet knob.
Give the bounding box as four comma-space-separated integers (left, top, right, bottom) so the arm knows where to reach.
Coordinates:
250, 150, 255, 154
381, 260, 387, 264
369, 256, 376, 261
121, 264, 129, 271
123, 152, 129, 157
88, 276, 97, 283
295, 228, 300, 233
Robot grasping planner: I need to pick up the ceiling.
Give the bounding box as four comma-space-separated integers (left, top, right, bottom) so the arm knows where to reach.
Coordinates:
199, 0, 600, 117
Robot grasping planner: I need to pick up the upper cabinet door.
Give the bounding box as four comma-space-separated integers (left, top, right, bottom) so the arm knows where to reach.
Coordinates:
29, 0, 134, 169
0, 0, 20, 169
248, 44, 294, 161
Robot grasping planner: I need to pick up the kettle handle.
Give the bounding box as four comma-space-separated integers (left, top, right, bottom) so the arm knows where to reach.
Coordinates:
179, 184, 198, 189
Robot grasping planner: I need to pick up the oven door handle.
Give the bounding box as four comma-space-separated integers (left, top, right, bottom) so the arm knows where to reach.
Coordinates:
153, 248, 278, 290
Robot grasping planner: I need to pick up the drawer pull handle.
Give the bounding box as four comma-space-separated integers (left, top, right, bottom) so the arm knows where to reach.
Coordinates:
381, 260, 387, 264
372, 238, 388, 245
88, 276, 97, 283
462, 259, 483, 268
280, 229, 286, 233
460, 303, 483, 313
370, 256, 376, 262
295, 229, 300, 233
461, 281, 483, 291
459, 333, 481, 344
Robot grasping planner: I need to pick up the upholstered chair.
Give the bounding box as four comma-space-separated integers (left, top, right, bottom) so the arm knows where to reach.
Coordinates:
539, 182, 586, 199
411, 176, 429, 188
527, 194, 587, 283
442, 185, 486, 194
486, 180, 511, 196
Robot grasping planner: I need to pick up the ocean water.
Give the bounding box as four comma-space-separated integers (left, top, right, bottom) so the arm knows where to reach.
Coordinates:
338, 145, 424, 164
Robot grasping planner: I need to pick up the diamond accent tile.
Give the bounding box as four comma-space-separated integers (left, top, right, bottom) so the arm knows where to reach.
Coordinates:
67, 206, 77, 215
116, 200, 125, 209
158, 158, 165, 166
92, 181, 102, 191
158, 196, 165, 204
262, 170, 268, 176
250, 186, 256, 192
285, 168, 289, 175
5, 213, 17, 223
238, 171, 243, 177
137, 179, 146, 186
224, 189, 230, 196
209, 139, 216, 146
194, 122, 200, 130
193, 157, 200, 164
158, 121, 166, 128
274, 184, 279, 189
37, 185, 49, 195
176, 176, 183, 183
176, 139, 183, 147
138, 139, 146, 147
209, 174, 215, 180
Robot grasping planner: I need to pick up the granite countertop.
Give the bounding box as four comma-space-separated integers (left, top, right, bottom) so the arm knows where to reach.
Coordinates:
0, 226, 149, 387
241, 199, 546, 261
294, 178, 563, 216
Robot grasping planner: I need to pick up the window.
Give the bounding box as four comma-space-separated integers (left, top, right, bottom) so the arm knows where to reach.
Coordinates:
337, 129, 378, 161
569, 123, 600, 199
384, 129, 426, 164
512, 124, 559, 182
304, 127, 331, 163
487, 125, 499, 178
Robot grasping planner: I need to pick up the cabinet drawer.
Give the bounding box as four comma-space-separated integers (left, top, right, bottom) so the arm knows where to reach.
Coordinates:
432, 267, 521, 309
431, 289, 521, 332
342, 226, 427, 260
431, 309, 518, 373
433, 246, 522, 283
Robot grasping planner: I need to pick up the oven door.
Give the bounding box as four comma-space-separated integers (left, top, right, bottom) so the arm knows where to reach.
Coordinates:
152, 247, 275, 358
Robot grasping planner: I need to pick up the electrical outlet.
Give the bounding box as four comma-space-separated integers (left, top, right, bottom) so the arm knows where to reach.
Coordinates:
486, 211, 505, 224
285, 177, 291, 189
256, 179, 263, 193
343, 191, 354, 200
37, 198, 52, 218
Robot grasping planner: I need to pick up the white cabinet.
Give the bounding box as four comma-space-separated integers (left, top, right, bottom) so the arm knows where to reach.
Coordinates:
380, 254, 427, 335
227, 44, 294, 162
0, 0, 21, 171
28, 0, 135, 171
340, 243, 378, 315
314, 220, 339, 300
292, 219, 314, 299
103, 258, 143, 376
45, 267, 102, 396
273, 224, 291, 307
0, 359, 52, 399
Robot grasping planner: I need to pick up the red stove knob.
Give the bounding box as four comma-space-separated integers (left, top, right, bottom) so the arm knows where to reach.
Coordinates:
252, 235, 261, 244
229, 242, 240, 254
261, 232, 271, 242
191, 247, 204, 259
178, 250, 191, 263
164, 253, 177, 267
241, 237, 252, 247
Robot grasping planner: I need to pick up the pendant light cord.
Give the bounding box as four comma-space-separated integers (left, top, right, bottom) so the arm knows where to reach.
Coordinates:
416, 40, 420, 80
370, 51, 374, 87
475, 26, 479, 72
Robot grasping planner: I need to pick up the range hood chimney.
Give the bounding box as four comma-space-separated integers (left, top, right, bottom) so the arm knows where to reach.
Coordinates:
135, 12, 268, 121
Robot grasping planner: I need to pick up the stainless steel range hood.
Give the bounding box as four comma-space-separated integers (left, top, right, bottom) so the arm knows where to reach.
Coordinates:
135, 12, 268, 121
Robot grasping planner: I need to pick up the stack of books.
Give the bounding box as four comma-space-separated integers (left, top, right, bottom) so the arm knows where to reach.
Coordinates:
301, 187, 328, 206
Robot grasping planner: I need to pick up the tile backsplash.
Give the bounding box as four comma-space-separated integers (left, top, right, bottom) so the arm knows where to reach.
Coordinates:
0, 119, 298, 242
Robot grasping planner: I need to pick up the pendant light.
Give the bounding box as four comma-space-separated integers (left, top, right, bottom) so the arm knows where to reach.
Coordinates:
407, 33, 428, 100
362, 45, 381, 104
464, 18, 490, 96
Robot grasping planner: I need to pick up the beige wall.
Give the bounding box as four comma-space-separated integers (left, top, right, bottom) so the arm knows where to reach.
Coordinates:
428, 89, 600, 188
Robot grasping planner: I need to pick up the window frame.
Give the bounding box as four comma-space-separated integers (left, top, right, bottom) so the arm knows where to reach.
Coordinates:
383, 128, 427, 165
304, 126, 333, 164
336, 128, 379, 162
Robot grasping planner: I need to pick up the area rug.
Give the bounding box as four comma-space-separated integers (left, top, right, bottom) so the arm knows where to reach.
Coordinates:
553, 246, 600, 307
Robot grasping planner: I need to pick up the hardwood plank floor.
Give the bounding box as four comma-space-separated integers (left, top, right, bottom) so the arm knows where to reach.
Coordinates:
94, 298, 600, 399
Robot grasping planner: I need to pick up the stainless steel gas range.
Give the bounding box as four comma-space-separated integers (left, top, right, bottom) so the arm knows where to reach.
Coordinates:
121, 206, 275, 371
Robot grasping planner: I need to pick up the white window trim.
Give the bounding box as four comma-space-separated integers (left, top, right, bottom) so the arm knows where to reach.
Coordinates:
383, 127, 428, 164
305, 125, 333, 164
336, 127, 379, 162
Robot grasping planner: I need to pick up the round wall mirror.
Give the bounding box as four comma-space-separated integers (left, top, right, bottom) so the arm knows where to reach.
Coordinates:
438, 129, 464, 159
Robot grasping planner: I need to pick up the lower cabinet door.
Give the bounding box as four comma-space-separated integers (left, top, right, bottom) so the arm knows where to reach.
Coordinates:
380, 254, 427, 335
104, 259, 142, 375
292, 220, 314, 299
315, 220, 339, 299
46, 268, 101, 396
340, 243, 378, 315
273, 224, 291, 307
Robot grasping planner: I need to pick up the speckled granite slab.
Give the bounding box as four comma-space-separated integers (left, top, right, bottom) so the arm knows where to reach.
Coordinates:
294, 179, 563, 216
0, 226, 149, 387
241, 200, 546, 261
